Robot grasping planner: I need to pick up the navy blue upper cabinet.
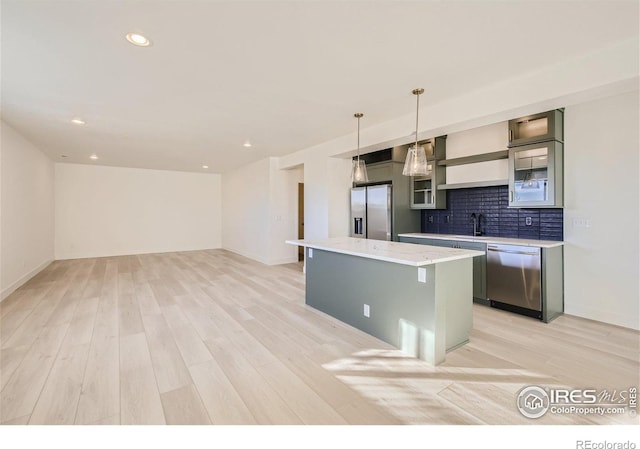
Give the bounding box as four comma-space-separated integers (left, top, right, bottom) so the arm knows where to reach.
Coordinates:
508, 109, 564, 147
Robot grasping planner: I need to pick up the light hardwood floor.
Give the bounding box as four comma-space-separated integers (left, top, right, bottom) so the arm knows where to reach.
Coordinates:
1, 249, 638, 425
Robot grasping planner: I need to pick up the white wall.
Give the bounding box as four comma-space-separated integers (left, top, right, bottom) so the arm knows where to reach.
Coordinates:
222, 158, 271, 263
1, 121, 54, 300
301, 155, 351, 240
563, 91, 639, 330
302, 154, 330, 240
327, 157, 352, 238
222, 157, 302, 265
55, 164, 221, 259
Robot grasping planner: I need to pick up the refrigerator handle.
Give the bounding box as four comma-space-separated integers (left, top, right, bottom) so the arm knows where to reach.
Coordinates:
354, 217, 363, 235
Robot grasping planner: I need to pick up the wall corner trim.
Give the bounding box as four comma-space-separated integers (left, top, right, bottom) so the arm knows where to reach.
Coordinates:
1, 259, 54, 302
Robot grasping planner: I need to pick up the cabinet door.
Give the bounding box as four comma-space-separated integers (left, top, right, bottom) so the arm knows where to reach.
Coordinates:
508, 141, 563, 207
361, 162, 392, 184
398, 237, 426, 245
424, 238, 452, 247
410, 176, 434, 208
508, 110, 563, 147
456, 241, 487, 300
410, 162, 446, 209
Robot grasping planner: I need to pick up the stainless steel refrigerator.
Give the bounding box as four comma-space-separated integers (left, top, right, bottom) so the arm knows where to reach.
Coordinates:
350, 184, 392, 241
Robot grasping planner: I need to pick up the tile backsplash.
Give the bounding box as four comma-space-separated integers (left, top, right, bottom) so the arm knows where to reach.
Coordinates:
421, 186, 563, 241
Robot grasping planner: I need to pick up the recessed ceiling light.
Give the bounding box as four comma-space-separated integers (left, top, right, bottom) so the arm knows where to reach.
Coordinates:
89, 154, 99, 160
71, 118, 85, 125
60, 155, 68, 158
202, 165, 209, 169
126, 32, 151, 47
243, 141, 252, 148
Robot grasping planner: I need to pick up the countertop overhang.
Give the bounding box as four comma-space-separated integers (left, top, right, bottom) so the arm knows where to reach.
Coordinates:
398, 233, 564, 248
286, 237, 484, 267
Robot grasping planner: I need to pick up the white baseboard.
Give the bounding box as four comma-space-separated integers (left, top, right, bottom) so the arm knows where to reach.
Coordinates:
222, 246, 271, 265
267, 256, 300, 265
1, 259, 53, 302
221, 247, 298, 266
565, 305, 639, 331
55, 246, 222, 260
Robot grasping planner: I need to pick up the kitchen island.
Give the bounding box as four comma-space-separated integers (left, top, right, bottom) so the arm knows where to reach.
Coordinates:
285, 237, 483, 365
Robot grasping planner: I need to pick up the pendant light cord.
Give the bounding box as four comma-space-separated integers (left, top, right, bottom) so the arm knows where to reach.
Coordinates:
357, 115, 360, 163
412, 88, 424, 150
415, 90, 420, 150
354, 112, 363, 162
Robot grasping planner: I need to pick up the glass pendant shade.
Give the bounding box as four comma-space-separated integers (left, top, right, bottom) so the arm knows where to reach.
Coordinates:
402, 144, 429, 176
403, 88, 430, 177
352, 159, 368, 183
522, 170, 540, 189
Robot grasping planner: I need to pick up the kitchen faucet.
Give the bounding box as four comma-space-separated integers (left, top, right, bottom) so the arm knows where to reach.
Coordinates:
471, 213, 483, 236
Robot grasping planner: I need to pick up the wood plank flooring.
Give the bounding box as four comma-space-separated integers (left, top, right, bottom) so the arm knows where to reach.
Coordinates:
0, 249, 638, 425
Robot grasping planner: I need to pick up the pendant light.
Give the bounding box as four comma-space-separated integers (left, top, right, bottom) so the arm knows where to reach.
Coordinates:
522, 168, 540, 189
522, 170, 540, 189
351, 112, 369, 183
403, 88, 430, 176
520, 155, 540, 189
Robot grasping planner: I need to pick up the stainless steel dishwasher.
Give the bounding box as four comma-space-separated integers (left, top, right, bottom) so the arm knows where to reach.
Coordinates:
486, 244, 542, 319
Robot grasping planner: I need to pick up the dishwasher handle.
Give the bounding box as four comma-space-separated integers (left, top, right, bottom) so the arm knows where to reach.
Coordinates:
487, 246, 539, 256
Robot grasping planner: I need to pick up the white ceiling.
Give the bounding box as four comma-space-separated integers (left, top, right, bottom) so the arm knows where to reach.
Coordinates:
2, 1, 638, 173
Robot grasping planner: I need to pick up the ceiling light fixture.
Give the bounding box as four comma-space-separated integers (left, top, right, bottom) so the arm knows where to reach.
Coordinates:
402, 88, 429, 176
202, 165, 209, 169
351, 113, 368, 184
243, 141, 252, 148
71, 118, 85, 125
125, 32, 151, 47
89, 154, 99, 160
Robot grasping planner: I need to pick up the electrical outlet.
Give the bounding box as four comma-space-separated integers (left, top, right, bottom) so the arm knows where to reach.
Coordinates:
525, 216, 532, 226
308, 248, 313, 258
445, 215, 450, 224
418, 267, 426, 283
428, 216, 434, 223
363, 304, 370, 318
573, 218, 592, 228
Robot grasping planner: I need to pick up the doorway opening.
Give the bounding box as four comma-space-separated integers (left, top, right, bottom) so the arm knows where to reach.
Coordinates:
297, 182, 304, 261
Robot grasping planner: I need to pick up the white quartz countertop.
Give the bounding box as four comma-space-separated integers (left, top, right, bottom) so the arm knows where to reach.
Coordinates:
285, 237, 484, 267
398, 233, 564, 248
